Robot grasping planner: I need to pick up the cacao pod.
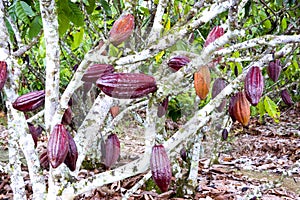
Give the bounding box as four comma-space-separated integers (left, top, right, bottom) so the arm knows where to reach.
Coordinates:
96, 73, 157, 99
234, 65, 239, 77
110, 106, 120, 118
28, 122, 43, 147
212, 78, 227, 112
0, 61, 7, 90
64, 131, 78, 171
204, 26, 224, 47
194, 66, 211, 100
12, 90, 45, 112
233, 91, 250, 126
244, 66, 264, 106
39, 149, 49, 169
167, 56, 191, 72
109, 14, 135, 46
150, 144, 172, 192
180, 147, 187, 162
68, 98, 73, 106
104, 134, 120, 169
62, 107, 72, 125
267, 59, 282, 82
157, 97, 169, 118
280, 89, 293, 106
47, 124, 69, 168
228, 95, 236, 122
221, 129, 228, 141
82, 64, 114, 83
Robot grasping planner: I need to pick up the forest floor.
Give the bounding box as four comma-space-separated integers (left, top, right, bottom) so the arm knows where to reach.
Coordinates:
0, 105, 299, 200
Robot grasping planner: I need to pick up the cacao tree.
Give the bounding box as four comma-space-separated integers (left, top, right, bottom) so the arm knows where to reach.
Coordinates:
0, 0, 299, 199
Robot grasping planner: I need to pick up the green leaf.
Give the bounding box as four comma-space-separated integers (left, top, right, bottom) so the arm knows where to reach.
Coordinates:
263, 20, 272, 29
71, 28, 84, 50
28, 16, 42, 39
256, 100, 266, 123
15, 1, 30, 24
264, 96, 280, 123
58, 13, 70, 36
68, 2, 84, 26
20, 1, 35, 17
281, 17, 287, 32
109, 44, 119, 57
155, 51, 165, 63
100, 0, 112, 16
85, 0, 95, 14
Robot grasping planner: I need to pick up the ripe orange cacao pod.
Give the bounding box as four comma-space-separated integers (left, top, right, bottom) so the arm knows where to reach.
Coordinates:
280, 89, 293, 106
64, 131, 78, 171
39, 149, 49, 169
109, 14, 135, 46
62, 107, 72, 125
228, 95, 237, 122
150, 144, 172, 192
157, 96, 169, 118
204, 26, 224, 47
12, 90, 45, 112
212, 78, 227, 112
110, 106, 120, 118
47, 124, 69, 168
28, 122, 42, 147
82, 64, 114, 83
194, 66, 211, 100
104, 133, 120, 169
244, 66, 264, 106
0, 61, 8, 90
167, 56, 191, 72
267, 59, 282, 82
233, 91, 250, 126
96, 73, 157, 99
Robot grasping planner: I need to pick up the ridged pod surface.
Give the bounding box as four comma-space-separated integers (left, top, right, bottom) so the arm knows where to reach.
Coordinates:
104, 134, 120, 169
280, 89, 293, 106
233, 91, 250, 126
0, 61, 7, 90
167, 56, 191, 71
12, 90, 45, 112
109, 14, 135, 46
157, 97, 169, 118
194, 66, 211, 100
96, 73, 157, 99
39, 149, 49, 169
267, 59, 282, 82
244, 66, 264, 106
47, 124, 69, 168
204, 26, 224, 47
64, 131, 78, 171
150, 144, 172, 192
62, 107, 72, 125
82, 64, 114, 83
212, 78, 227, 112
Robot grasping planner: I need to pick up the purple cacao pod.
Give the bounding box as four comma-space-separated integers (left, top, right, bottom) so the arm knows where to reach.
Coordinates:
221, 129, 228, 141
12, 90, 45, 112
212, 78, 227, 112
0, 61, 8, 90
47, 124, 69, 168
96, 73, 157, 99
204, 26, 224, 47
150, 144, 172, 192
180, 147, 187, 162
228, 95, 237, 122
64, 131, 78, 171
157, 97, 169, 118
280, 89, 293, 106
267, 59, 282, 82
62, 107, 72, 125
39, 149, 49, 169
244, 66, 264, 106
27, 122, 42, 147
167, 56, 191, 72
109, 14, 135, 46
104, 134, 120, 169
82, 64, 114, 83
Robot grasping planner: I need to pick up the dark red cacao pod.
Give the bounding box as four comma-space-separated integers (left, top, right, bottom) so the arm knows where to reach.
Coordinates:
150, 144, 172, 192
267, 59, 282, 82
233, 91, 250, 127
194, 66, 211, 100
0, 61, 8, 90
64, 131, 78, 171
62, 107, 72, 125
27, 122, 42, 147
110, 106, 120, 118
212, 78, 227, 112
280, 89, 293, 106
47, 124, 69, 168
12, 90, 45, 112
157, 97, 169, 118
228, 95, 237, 122
167, 56, 191, 72
180, 147, 187, 162
96, 73, 157, 99
221, 129, 228, 141
82, 64, 114, 83
104, 134, 120, 169
244, 66, 264, 106
109, 14, 135, 46
204, 26, 224, 47
39, 149, 49, 169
